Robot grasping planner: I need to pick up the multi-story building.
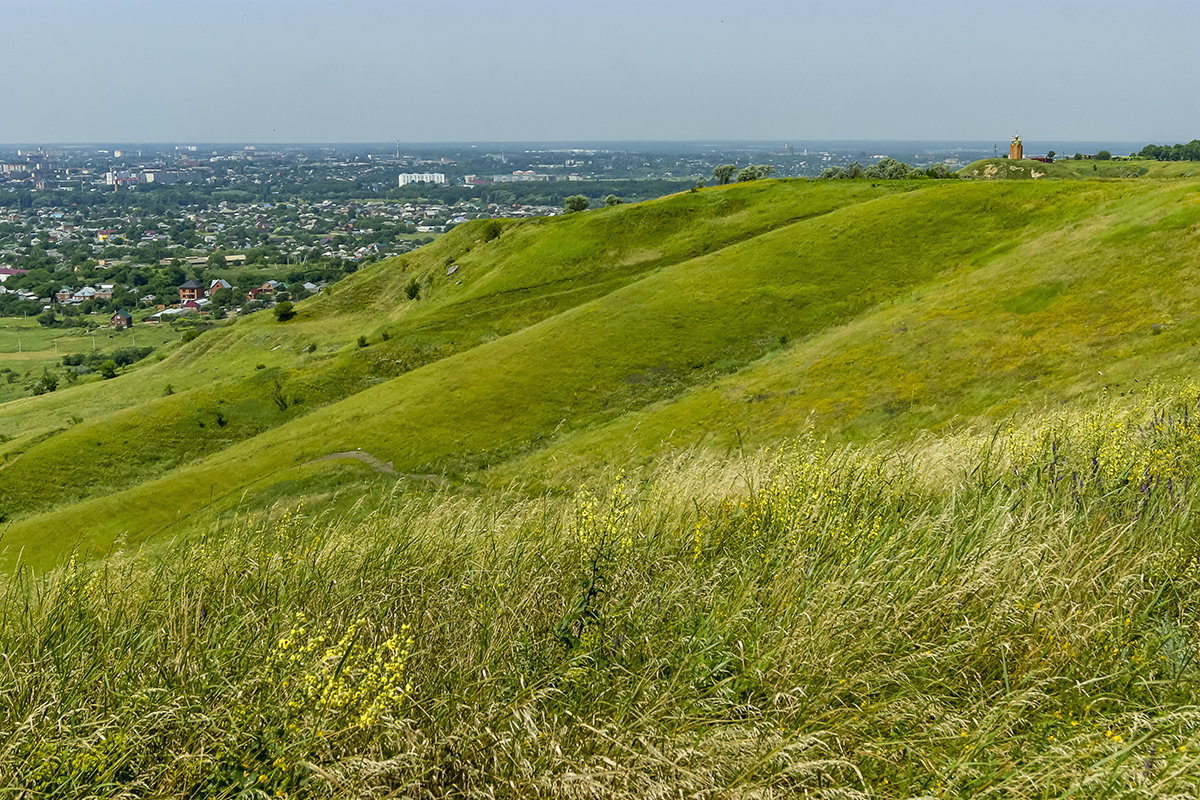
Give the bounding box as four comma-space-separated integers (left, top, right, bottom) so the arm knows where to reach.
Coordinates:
398, 172, 446, 186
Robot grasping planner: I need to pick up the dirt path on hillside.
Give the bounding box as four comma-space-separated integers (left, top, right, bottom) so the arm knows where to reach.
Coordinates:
307, 450, 447, 485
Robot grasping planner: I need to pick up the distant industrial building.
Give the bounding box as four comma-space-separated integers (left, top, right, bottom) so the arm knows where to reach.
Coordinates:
106, 168, 201, 186
106, 169, 142, 186
398, 172, 447, 186
493, 170, 554, 183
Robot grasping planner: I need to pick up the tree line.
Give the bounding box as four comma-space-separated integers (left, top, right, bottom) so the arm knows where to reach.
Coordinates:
1138, 140, 1200, 161
821, 158, 957, 180
710, 164, 776, 185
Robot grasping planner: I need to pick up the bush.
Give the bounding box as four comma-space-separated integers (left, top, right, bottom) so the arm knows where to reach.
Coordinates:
111, 347, 153, 367
404, 279, 420, 301
273, 301, 296, 322
563, 195, 589, 213
357, 335, 368, 348
480, 220, 502, 242
97, 360, 118, 379
27, 367, 58, 395
62, 347, 153, 371
736, 165, 776, 182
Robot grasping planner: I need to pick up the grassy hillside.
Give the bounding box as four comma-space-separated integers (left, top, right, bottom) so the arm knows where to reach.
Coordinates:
5, 384, 1200, 797
5, 176, 1200, 568
499, 178, 1200, 482
958, 157, 1200, 180
0, 181, 895, 518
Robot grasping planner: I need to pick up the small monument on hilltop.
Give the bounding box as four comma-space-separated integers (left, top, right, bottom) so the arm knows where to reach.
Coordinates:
1009, 135, 1023, 160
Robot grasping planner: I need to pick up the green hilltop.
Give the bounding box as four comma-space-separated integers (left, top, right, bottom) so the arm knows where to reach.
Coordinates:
958, 156, 1200, 179
4, 175, 1200, 567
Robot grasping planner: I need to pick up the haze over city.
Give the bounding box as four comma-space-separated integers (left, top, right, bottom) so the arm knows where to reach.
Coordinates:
3, 0, 1198, 144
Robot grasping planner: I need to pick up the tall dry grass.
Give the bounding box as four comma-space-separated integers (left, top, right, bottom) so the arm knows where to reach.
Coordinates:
3, 385, 1200, 797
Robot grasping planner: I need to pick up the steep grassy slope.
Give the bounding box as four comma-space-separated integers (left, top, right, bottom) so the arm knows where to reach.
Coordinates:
500, 180, 1200, 482
0, 182, 897, 521
4, 177, 1200, 568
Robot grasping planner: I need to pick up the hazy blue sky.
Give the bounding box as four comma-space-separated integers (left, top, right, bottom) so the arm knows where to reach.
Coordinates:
2, 0, 1196, 143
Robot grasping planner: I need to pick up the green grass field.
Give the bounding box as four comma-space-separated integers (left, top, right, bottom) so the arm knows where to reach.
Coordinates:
5, 173, 1200, 796
0, 319, 183, 403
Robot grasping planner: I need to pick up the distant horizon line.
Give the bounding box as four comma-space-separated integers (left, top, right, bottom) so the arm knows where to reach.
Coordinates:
0, 137, 1167, 148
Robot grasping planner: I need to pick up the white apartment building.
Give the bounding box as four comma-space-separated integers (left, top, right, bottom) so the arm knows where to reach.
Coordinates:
398, 172, 447, 186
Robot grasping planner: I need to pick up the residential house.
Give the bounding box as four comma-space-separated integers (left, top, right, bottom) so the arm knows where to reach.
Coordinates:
178, 279, 206, 302
110, 310, 132, 329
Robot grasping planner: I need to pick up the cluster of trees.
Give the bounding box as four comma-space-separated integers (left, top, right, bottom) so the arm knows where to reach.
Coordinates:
37, 310, 93, 328
821, 158, 957, 180
711, 165, 776, 185
561, 194, 621, 213
14, 343, 156, 397
62, 346, 153, 372
1138, 141, 1200, 161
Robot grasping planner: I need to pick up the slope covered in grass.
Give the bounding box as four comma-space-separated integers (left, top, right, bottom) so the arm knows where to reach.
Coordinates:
0, 181, 895, 522
500, 179, 1200, 482
5, 383, 1200, 797
958, 157, 1200, 180
4, 176, 1200, 568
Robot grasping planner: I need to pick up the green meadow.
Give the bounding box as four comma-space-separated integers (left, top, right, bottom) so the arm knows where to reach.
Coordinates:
4, 174, 1200, 795
0, 318, 182, 403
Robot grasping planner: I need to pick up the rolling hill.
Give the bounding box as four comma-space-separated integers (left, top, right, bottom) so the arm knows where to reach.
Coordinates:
4, 174, 1200, 568
958, 156, 1200, 180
